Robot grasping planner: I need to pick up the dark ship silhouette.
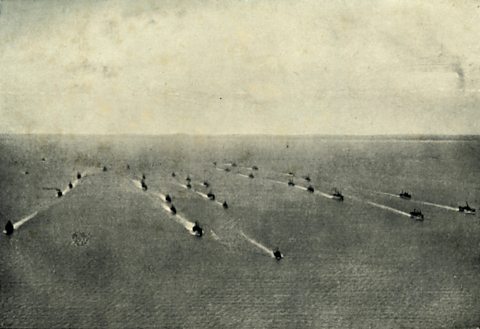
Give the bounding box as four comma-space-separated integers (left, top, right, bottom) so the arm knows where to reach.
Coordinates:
77, 172, 82, 179
192, 221, 203, 237
165, 194, 172, 203
207, 191, 216, 201
141, 179, 148, 191
186, 182, 192, 189
252, 166, 259, 171
332, 189, 344, 201
142, 173, 146, 180
203, 181, 210, 188
273, 247, 283, 260
307, 185, 315, 193
288, 179, 295, 187
103, 166, 108, 172
68, 182, 73, 189
410, 209, 424, 221
458, 202, 475, 214
170, 205, 177, 215
303, 175, 311, 182
399, 191, 412, 200
248, 173, 254, 179
4, 220, 14, 235
186, 176, 191, 182
171, 172, 176, 177
225, 168, 231, 172
222, 201, 229, 209
231, 162, 237, 167
42, 187, 63, 197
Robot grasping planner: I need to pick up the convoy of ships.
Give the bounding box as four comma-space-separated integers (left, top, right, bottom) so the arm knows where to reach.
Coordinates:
2, 158, 477, 261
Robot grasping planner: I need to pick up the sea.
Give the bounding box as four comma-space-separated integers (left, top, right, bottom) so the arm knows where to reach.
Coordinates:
0, 134, 479, 328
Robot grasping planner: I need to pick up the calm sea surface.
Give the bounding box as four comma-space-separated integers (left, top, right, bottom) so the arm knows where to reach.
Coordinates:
1, 135, 479, 328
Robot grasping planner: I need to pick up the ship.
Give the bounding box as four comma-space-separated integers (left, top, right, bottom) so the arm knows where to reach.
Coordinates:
77, 172, 82, 179
170, 205, 177, 215
141, 179, 148, 191
42, 187, 63, 197
288, 179, 295, 187
252, 165, 259, 171
458, 202, 475, 215
171, 172, 176, 177
3, 220, 14, 235
165, 194, 172, 203
192, 221, 203, 237
273, 248, 283, 260
203, 181, 210, 188
307, 185, 315, 193
248, 173, 254, 179
103, 166, 108, 172
207, 191, 216, 201
332, 189, 344, 201
399, 191, 412, 200
222, 201, 229, 209
68, 182, 73, 189
410, 209, 424, 221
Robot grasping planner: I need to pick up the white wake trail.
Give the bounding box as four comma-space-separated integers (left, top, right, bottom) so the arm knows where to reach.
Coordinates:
131, 179, 143, 190
373, 190, 459, 212
173, 179, 225, 207
131, 179, 196, 234
415, 200, 458, 211
294, 185, 307, 191
61, 171, 88, 195
159, 203, 195, 233
367, 201, 411, 217
267, 179, 288, 186
12, 211, 39, 230
315, 191, 334, 199
210, 230, 221, 240
374, 191, 401, 198
6, 171, 90, 233
267, 178, 334, 199
195, 190, 209, 200
240, 231, 274, 258
152, 192, 167, 201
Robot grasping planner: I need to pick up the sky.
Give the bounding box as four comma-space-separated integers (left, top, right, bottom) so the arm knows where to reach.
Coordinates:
0, 0, 479, 135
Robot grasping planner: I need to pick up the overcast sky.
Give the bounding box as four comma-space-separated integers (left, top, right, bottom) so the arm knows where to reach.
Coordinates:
1, 0, 479, 135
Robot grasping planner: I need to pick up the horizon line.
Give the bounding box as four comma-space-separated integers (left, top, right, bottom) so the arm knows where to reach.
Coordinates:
1, 132, 479, 138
